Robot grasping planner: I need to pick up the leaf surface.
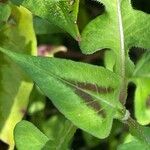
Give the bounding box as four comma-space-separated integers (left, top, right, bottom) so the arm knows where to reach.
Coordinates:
118, 141, 148, 150
0, 47, 125, 139
133, 79, 150, 125
80, 0, 150, 53
80, 0, 150, 76
12, 0, 80, 40
0, 5, 36, 147
42, 115, 76, 150
133, 51, 150, 78
33, 16, 63, 35
118, 126, 150, 150
0, 3, 11, 22
132, 52, 150, 124
14, 121, 51, 150
0, 3, 11, 30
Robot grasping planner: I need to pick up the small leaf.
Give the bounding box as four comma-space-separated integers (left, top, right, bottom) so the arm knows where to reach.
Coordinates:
0, 4, 11, 22
12, 0, 80, 40
104, 50, 116, 72
0, 3, 11, 30
14, 121, 51, 150
104, 50, 135, 77
134, 79, 150, 125
131, 52, 150, 125
0, 47, 125, 139
117, 141, 148, 150
133, 51, 150, 78
42, 115, 76, 150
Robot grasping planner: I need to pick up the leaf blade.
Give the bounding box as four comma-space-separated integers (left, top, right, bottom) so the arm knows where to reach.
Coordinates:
14, 0, 80, 40
0, 47, 125, 139
14, 121, 51, 150
0, 5, 36, 147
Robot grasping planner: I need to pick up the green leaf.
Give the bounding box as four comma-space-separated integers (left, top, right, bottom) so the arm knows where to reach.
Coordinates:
134, 79, 150, 125
81, 0, 150, 53
0, 47, 125, 139
131, 52, 150, 125
0, 3, 11, 22
83, 132, 100, 148
104, 50, 116, 72
13, 0, 80, 40
133, 51, 150, 78
15, 118, 76, 150
127, 118, 150, 147
104, 50, 134, 77
117, 141, 148, 150
14, 121, 51, 150
0, 5, 36, 147
33, 16, 64, 35
27, 86, 45, 115
42, 115, 76, 150
80, 0, 150, 75
0, 3, 11, 30
118, 126, 150, 150
11, 0, 24, 5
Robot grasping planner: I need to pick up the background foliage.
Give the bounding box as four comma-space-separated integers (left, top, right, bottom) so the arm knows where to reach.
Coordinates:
0, 0, 150, 150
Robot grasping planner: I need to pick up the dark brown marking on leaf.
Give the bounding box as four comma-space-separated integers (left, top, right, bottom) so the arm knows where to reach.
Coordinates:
146, 95, 150, 108
70, 81, 114, 94
74, 89, 93, 103
97, 86, 114, 94
61, 79, 108, 118
74, 88, 106, 118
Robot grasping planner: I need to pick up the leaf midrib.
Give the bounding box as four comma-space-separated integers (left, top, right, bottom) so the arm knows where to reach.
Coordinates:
116, 0, 125, 77
29, 57, 117, 109
2, 46, 119, 110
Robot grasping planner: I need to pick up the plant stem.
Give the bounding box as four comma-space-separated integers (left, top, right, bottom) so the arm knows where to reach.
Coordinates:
124, 117, 150, 146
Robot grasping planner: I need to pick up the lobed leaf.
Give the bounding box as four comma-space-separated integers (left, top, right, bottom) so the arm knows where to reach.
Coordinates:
0, 47, 125, 139
80, 0, 150, 76
80, 0, 150, 54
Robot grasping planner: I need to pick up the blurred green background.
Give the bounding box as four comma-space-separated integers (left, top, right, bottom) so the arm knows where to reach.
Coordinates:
1, 0, 150, 149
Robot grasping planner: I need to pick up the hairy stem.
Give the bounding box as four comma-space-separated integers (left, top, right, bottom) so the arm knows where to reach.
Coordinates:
123, 117, 150, 146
